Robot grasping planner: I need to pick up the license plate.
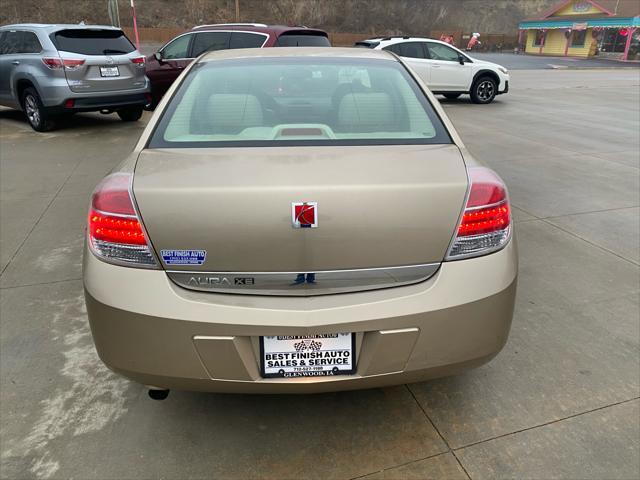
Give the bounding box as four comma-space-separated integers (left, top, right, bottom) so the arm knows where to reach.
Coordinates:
260, 333, 355, 378
100, 66, 120, 77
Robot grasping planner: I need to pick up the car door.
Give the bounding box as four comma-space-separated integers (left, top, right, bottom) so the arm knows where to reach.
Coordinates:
383, 42, 431, 85
190, 31, 231, 57
146, 33, 194, 98
425, 42, 472, 92
0, 31, 21, 105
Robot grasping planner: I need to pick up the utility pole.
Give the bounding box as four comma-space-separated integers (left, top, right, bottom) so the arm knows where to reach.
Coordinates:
130, 0, 140, 51
235, 0, 240, 21
107, 0, 121, 27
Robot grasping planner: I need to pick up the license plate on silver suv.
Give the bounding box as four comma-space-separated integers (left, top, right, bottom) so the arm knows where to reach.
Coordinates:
100, 66, 120, 77
261, 333, 356, 378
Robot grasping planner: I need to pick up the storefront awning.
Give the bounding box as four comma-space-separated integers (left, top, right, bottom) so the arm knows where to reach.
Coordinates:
519, 16, 640, 29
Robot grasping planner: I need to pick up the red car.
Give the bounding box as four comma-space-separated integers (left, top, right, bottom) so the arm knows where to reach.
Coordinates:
145, 23, 330, 107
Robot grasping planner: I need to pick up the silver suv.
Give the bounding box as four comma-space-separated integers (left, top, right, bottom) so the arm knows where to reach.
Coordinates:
0, 24, 150, 131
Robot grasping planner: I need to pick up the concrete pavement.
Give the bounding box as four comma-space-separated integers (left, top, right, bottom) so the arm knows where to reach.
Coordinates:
471, 52, 640, 69
1, 69, 639, 479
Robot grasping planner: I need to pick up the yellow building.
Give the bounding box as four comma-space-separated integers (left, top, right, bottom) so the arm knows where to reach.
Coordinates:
519, 0, 640, 60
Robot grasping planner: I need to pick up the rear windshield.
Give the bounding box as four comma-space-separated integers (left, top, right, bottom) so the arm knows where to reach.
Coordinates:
354, 41, 379, 49
275, 33, 331, 47
149, 57, 450, 148
52, 29, 135, 55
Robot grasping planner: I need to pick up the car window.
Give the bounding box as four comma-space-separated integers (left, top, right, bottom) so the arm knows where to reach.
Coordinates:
150, 57, 451, 148
0, 31, 19, 55
384, 42, 426, 59
52, 29, 135, 55
382, 44, 400, 55
230, 32, 266, 49
19, 32, 42, 53
162, 34, 192, 59
191, 32, 231, 57
354, 41, 379, 49
426, 43, 460, 62
275, 33, 330, 47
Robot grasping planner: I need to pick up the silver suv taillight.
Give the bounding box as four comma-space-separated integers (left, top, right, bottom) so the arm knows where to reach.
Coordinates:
87, 173, 158, 268
446, 167, 512, 260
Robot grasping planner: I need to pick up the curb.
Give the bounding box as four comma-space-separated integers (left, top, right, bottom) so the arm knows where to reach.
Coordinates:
547, 65, 640, 70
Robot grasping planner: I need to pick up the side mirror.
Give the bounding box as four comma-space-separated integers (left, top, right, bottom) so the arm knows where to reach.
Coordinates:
458, 55, 465, 65
154, 51, 163, 63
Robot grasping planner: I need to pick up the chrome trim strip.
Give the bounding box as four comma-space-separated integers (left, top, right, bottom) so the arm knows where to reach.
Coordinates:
167, 263, 440, 296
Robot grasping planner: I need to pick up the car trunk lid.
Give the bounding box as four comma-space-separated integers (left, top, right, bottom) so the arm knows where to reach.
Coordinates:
133, 144, 468, 292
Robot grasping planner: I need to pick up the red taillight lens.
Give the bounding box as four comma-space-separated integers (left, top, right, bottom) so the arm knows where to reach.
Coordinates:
87, 173, 157, 267
89, 210, 147, 245
91, 173, 136, 215
131, 56, 145, 65
465, 167, 507, 208
42, 58, 85, 70
457, 203, 511, 237
63, 59, 85, 70
42, 58, 63, 69
447, 167, 512, 259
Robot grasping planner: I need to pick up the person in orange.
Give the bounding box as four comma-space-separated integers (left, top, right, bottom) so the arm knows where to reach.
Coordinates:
467, 33, 481, 51
440, 34, 455, 46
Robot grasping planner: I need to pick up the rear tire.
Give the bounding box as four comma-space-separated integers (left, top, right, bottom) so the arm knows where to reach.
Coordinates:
443, 93, 462, 100
470, 76, 497, 104
21, 87, 54, 132
117, 106, 143, 122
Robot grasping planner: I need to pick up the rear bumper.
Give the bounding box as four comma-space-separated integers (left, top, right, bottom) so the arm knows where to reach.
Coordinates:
49, 92, 150, 113
83, 238, 518, 394
36, 78, 150, 111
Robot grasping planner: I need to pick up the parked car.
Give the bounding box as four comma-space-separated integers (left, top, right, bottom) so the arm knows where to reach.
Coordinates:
0, 24, 150, 131
145, 23, 330, 108
83, 47, 517, 398
356, 36, 510, 104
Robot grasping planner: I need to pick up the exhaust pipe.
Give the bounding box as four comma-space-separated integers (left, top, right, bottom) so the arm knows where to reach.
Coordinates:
147, 388, 170, 400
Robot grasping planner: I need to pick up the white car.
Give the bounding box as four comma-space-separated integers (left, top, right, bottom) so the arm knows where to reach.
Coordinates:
356, 37, 509, 104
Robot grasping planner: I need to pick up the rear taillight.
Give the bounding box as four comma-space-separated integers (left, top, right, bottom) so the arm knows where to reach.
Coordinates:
130, 56, 145, 65
42, 58, 63, 69
62, 59, 85, 70
87, 173, 158, 267
446, 167, 512, 260
42, 58, 85, 70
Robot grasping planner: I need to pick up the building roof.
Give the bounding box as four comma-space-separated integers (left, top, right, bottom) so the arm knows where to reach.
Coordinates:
524, 0, 640, 21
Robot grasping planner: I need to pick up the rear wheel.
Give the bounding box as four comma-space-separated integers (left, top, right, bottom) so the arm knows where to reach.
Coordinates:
117, 106, 143, 122
21, 88, 54, 132
470, 76, 497, 104
443, 93, 462, 100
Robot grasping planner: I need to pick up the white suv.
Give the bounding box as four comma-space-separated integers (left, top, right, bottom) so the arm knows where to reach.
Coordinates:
356, 37, 509, 104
